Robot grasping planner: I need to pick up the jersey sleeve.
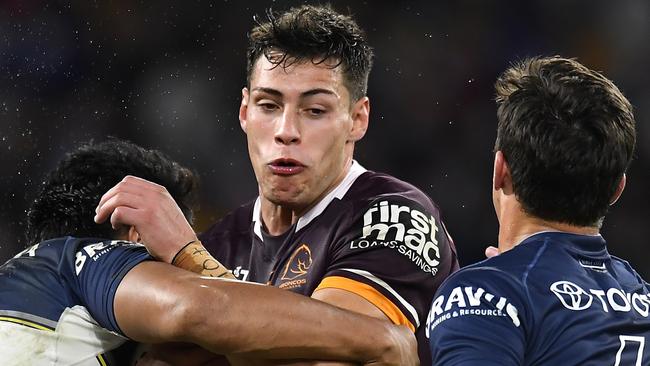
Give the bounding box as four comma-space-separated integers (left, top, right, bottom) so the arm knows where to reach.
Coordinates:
65, 239, 153, 336
316, 196, 458, 332
426, 267, 529, 365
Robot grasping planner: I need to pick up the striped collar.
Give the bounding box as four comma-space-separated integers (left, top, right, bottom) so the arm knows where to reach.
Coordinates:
252, 160, 367, 239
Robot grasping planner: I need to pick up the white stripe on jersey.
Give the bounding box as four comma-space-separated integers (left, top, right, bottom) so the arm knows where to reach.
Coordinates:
296, 160, 367, 232
251, 160, 368, 239
340, 268, 421, 328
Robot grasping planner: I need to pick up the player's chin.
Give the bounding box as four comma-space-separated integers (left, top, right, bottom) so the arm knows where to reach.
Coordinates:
265, 186, 308, 208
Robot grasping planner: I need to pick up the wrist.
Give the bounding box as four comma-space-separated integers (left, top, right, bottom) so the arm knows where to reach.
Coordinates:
171, 240, 235, 279
170, 239, 199, 264
161, 233, 198, 263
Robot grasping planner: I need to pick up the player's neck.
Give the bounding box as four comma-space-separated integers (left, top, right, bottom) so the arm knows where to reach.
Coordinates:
259, 202, 300, 236
497, 205, 600, 253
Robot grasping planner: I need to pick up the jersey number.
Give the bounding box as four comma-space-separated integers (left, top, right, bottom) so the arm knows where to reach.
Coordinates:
615, 335, 645, 366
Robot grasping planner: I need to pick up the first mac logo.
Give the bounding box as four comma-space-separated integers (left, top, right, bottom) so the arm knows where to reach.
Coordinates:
354, 200, 441, 276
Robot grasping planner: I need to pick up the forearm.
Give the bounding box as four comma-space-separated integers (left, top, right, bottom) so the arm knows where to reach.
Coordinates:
181, 279, 397, 362
116, 262, 407, 364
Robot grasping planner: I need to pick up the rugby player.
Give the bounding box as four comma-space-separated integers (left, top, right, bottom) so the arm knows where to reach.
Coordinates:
427, 56, 649, 365
95, 4, 459, 365
0, 140, 418, 366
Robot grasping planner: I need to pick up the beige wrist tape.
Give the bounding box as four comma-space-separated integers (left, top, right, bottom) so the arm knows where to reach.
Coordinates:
172, 240, 236, 279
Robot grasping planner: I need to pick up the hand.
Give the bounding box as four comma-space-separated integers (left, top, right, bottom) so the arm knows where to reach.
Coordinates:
485, 245, 499, 258
368, 324, 419, 366
94, 175, 198, 263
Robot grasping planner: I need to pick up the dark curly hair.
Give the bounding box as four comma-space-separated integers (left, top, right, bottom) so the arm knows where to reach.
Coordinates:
495, 56, 636, 227
26, 139, 198, 245
246, 4, 374, 101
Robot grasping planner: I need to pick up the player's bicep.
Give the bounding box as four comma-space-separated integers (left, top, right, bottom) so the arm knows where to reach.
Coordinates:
312, 287, 389, 321
114, 261, 196, 343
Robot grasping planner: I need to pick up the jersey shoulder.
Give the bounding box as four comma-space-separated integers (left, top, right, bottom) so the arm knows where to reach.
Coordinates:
345, 170, 437, 209
434, 239, 555, 304
610, 255, 650, 289
466, 234, 571, 276
0, 236, 150, 332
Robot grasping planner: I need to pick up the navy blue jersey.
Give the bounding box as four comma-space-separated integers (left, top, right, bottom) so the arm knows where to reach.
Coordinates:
427, 232, 650, 365
201, 162, 460, 364
0, 236, 151, 365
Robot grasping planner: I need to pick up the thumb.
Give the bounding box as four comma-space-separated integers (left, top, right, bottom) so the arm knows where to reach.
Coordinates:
485, 246, 500, 258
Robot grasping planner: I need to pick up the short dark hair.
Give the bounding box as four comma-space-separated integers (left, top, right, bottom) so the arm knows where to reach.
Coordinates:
246, 4, 374, 101
26, 139, 198, 244
495, 56, 636, 227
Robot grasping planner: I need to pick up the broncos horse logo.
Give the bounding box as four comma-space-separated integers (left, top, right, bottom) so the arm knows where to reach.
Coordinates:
281, 244, 313, 281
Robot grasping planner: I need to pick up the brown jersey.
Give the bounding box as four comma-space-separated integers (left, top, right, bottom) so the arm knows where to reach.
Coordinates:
200, 162, 459, 363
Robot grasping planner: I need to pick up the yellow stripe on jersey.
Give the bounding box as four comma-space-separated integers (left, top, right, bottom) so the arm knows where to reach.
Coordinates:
315, 276, 416, 332
0, 316, 54, 332
97, 354, 108, 366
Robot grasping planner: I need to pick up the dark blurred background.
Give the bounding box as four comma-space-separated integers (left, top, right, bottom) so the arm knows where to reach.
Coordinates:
1, 0, 649, 277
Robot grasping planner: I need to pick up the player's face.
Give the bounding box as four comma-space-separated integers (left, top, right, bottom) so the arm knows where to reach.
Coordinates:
240, 56, 368, 210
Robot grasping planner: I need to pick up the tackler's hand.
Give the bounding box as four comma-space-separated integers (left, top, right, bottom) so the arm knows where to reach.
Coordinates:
94, 175, 198, 263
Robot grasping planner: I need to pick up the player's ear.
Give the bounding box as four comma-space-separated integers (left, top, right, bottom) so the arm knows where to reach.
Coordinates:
609, 174, 626, 205
239, 87, 250, 134
349, 96, 369, 142
493, 151, 511, 192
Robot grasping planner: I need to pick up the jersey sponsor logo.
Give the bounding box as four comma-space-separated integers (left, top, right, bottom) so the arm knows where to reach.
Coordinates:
425, 285, 520, 338
74, 241, 138, 275
279, 244, 313, 290
550, 281, 593, 310
351, 200, 441, 277
550, 280, 650, 316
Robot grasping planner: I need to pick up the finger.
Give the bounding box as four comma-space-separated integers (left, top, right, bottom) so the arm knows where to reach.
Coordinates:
96, 176, 163, 215
122, 175, 166, 190
484, 246, 499, 258
96, 180, 141, 216
95, 191, 144, 224
110, 205, 141, 230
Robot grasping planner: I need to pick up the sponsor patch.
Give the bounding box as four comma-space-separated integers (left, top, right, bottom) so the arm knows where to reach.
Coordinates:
550, 280, 650, 316
425, 285, 520, 338
350, 200, 441, 277
74, 241, 140, 275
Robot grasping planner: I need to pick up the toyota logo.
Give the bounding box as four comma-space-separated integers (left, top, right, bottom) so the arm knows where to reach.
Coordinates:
550, 281, 593, 310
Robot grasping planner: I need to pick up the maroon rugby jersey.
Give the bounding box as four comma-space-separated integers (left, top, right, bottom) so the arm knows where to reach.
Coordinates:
200, 162, 459, 364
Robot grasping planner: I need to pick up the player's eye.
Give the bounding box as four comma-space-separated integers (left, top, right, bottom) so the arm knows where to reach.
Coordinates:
257, 101, 279, 112
305, 108, 326, 117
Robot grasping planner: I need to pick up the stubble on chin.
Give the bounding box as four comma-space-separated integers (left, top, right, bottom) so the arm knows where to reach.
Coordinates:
262, 178, 307, 208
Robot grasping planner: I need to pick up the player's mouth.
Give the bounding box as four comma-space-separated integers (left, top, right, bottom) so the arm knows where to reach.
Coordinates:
268, 158, 306, 175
